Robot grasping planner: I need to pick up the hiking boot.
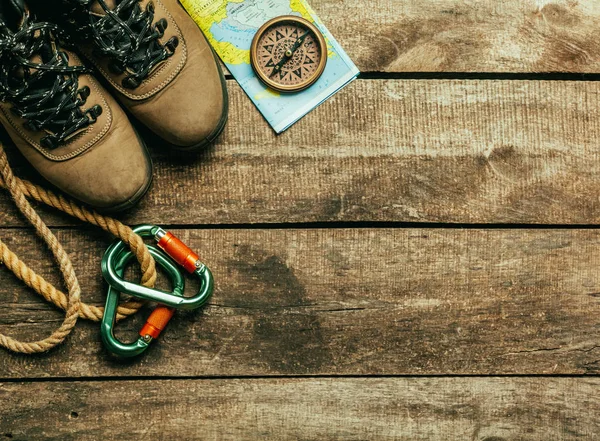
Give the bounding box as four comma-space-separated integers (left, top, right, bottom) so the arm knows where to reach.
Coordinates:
0, 0, 153, 211
40, 0, 229, 151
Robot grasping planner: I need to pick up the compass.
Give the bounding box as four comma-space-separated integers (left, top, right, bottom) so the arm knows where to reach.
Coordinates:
250, 16, 327, 93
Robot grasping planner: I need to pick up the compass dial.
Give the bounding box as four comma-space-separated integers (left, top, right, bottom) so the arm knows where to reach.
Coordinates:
251, 16, 327, 93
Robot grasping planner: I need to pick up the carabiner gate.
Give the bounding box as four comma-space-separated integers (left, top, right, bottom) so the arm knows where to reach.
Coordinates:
100, 225, 214, 358
102, 225, 213, 310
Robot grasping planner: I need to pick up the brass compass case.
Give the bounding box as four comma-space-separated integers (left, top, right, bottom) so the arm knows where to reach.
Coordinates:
250, 16, 328, 93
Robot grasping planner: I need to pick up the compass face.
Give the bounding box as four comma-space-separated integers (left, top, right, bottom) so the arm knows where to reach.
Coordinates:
251, 16, 327, 93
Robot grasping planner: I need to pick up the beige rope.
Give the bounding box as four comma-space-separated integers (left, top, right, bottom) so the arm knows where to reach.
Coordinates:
0, 142, 158, 353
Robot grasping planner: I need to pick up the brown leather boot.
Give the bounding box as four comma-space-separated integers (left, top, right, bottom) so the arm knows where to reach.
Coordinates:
0, 1, 153, 211
46, 0, 229, 151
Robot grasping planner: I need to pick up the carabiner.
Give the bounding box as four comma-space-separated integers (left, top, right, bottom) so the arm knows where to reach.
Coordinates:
101, 225, 214, 310
100, 224, 214, 357
101, 245, 185, 358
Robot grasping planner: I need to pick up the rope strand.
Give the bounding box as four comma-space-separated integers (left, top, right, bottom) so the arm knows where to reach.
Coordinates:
0, 142, 158, 353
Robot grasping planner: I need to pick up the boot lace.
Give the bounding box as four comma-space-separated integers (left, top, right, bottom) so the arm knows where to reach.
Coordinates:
0, 16, 100, 150
73, 0, 179, 89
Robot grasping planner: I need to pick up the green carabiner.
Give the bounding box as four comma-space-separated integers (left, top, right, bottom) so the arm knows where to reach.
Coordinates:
100, 224, 214, 357
101, 225, 214, 310
101, 245, 185, 358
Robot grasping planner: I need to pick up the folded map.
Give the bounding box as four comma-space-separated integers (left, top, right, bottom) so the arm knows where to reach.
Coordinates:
180, 0, 360, 133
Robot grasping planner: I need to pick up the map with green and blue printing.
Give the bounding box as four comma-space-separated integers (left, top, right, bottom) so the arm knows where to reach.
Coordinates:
180, 0, 360, 133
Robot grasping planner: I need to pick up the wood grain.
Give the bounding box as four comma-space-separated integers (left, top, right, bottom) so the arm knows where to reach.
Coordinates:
2, 1, 599, 436
2, 227, 600, 378
218, 0, 600, 73
2, 377, 599, 440
2, 79, 600, 227
319, 0, 600, 73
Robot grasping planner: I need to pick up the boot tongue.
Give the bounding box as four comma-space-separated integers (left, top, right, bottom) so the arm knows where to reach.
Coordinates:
0, 0, 27, 32
91, 0, 118, 15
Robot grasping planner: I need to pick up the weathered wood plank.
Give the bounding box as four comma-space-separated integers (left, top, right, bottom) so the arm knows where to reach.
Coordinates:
2, 227, 600, 378
1, 377, 599, 440
222, 0, 600, 73
329, 0, 600, 73
2, 79, 600, 227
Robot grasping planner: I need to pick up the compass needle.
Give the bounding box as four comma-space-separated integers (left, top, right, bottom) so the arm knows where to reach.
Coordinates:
251, 16, 328, 92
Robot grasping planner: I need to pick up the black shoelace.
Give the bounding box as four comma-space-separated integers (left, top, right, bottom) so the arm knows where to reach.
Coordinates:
73, 0, 179, 89
0, 15, 101, 149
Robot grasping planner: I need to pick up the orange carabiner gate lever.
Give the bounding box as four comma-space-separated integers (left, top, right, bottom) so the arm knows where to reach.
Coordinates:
101, 225, 214, 357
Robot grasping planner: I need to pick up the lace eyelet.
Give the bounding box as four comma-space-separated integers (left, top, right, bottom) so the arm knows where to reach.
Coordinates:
165, 36, 179, 55
78, 86, 91, 101
41, 136, 58, 150
155, 18, 168, 37
157, 18, 168, 30
122, 76, 141, 89
86, 104, 103, 123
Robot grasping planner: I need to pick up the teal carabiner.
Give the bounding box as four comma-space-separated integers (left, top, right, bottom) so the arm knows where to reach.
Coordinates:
101, 245, 185, 357
100, 224, 214, 357
101, 225, 214, 310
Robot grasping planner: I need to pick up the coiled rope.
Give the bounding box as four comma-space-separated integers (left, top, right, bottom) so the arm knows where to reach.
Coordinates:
0, 142, 157, 353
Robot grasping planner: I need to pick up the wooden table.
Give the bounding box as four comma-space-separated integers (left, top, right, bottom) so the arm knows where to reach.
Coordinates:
2, 0, 600, 439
